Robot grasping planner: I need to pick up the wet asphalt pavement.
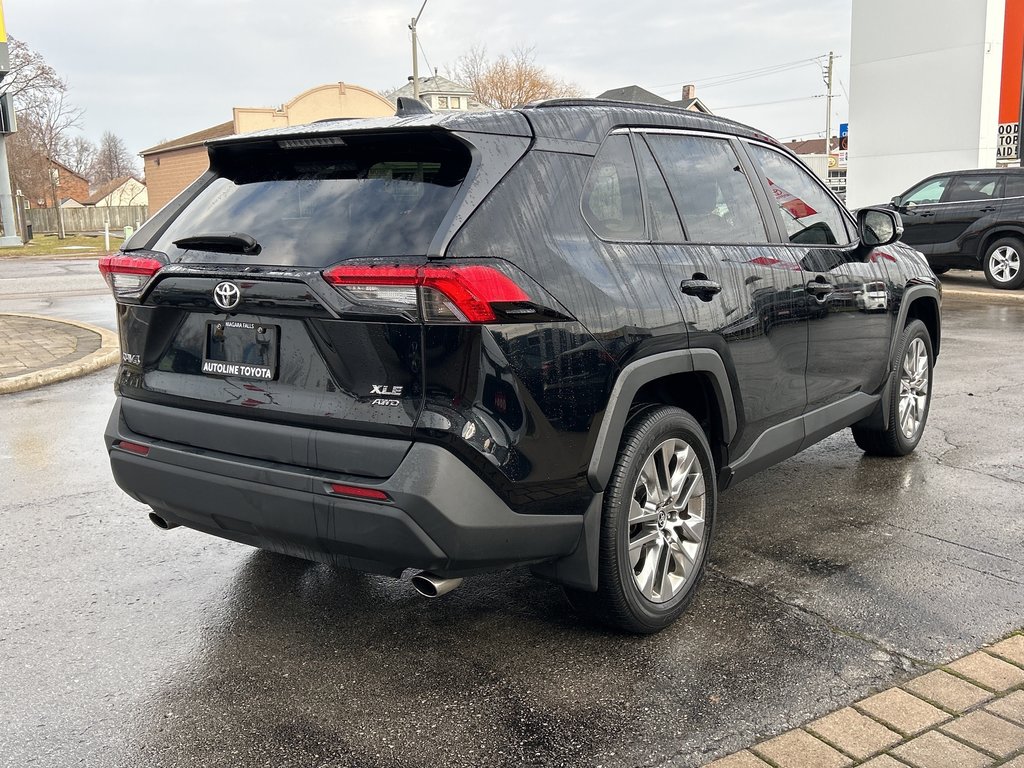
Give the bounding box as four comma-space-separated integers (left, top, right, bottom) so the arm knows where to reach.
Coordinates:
1, 263, 1023, 767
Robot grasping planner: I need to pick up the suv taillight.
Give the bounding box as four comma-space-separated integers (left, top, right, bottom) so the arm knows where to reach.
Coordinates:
323, 263, 530, 323
98, 254, 163, 299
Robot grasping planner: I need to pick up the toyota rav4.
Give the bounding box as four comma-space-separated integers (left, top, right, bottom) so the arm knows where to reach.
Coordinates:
102, 99, 940, 633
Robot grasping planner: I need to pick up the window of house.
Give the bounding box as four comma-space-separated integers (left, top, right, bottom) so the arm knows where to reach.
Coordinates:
645, 134, 768, 244
450, 97, 460, 109
581, 134, 646, 241
746, 143, 852, 246
437, 96, 449, 109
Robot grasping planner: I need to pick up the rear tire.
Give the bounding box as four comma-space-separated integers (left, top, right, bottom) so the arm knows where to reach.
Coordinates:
930, 266, 950, 275
566, 406, 716, 633
983, 237, 1024, 289
852, 319, 933, 456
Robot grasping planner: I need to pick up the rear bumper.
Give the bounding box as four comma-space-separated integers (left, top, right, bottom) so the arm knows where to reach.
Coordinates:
105, 398, 584, 576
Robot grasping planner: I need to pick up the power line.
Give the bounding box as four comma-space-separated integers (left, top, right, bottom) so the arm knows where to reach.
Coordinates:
652, 55, 826, 94
715, 94, 824, 111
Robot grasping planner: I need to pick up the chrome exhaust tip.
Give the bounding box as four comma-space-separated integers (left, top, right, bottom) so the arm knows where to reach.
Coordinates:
410, 571, 463, 598
148, 512, 180, 530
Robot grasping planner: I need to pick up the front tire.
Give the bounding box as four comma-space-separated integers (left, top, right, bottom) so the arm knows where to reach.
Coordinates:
852, 319, 933, 456
566, 406, 716, 633
983, 237, 1024, 289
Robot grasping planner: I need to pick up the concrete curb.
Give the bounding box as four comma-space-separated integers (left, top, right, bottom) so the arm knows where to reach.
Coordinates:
0, 313, 120, 395
942, 286, 1024, 304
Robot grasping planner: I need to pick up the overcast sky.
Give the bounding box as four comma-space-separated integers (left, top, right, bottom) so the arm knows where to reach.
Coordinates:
7, 0, 853, 159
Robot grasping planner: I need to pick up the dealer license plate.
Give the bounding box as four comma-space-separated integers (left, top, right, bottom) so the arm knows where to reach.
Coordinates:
201, 321, 278, 380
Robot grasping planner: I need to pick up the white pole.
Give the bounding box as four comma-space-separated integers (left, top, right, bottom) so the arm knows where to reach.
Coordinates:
104, 220, 110, 252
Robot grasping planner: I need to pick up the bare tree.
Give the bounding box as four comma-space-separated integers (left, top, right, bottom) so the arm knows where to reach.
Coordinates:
448, 45, 582, 109
2, 37, 85, 237
64, 135, 97, 179
90, 130, 137, 185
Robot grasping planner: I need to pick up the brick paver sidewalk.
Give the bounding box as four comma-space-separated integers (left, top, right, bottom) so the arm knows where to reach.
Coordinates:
0, 313, 119, 393
707, 633, 1024, 768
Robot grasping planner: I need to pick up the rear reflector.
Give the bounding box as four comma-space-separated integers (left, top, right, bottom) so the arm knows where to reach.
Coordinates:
116, 440, 150, 456
327, 483, 390, 502
323, 264, 529, 323
99, 254, 164, 298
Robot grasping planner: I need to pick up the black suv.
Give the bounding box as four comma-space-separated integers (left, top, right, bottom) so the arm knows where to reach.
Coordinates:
887, 167, 1024, 289
102, 99, 940, 633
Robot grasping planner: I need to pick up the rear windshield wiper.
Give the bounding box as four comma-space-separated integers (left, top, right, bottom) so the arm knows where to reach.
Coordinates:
173, 232, 262, 255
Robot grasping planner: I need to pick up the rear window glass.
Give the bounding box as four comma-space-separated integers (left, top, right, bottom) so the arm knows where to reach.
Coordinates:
153, 132, 471, 265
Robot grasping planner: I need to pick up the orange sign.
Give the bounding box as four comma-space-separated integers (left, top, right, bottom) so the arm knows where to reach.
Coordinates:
1001, 0, 1024, 125
998, 0, 1024, 159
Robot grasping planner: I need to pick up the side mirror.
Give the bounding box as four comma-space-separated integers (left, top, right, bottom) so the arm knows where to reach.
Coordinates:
890, 195, 902, 208
857, 207, 903, 248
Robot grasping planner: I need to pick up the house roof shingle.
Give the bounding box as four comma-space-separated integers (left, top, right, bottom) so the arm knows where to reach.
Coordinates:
140, 121, 236, 156
388, 75, 474, 104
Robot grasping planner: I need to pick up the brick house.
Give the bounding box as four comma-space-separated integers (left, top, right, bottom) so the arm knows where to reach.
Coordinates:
29, 160, 90, 208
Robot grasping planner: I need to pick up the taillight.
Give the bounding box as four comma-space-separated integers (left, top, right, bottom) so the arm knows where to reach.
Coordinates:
323, 263, 530, 323
98, 254, 163, 299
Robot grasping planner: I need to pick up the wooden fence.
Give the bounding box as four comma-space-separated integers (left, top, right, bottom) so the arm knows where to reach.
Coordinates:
26, 205, 149, 235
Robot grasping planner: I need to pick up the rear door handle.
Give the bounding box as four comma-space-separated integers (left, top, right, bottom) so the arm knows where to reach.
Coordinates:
980, 206, 998, 213
679, 279, 722, 299
805, 279, 833, 297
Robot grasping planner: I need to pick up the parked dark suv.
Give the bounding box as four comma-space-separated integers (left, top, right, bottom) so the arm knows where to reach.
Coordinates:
886, 167, 1024, 289
102, 99, 940, 633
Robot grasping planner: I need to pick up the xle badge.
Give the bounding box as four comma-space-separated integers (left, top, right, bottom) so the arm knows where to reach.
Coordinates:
370, 384, 403, 407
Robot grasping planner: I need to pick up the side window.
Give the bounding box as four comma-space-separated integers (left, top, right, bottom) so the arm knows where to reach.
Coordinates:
945, 175, 1004, 202
581, 134, 646, 241
645, 134, 768, 244
633, 138, 684, 242
903, 177, 950, 205
1006, 174, 1024, 199
746, 143, 852, 246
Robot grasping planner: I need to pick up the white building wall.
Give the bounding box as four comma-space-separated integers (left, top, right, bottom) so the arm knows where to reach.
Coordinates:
846, 0, 1005, 207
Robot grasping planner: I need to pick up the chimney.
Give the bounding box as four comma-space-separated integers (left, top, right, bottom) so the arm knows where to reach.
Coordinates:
681, 84, 696, 101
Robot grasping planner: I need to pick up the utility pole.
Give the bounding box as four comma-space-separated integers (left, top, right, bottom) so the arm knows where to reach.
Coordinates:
0, 0, 20, 246
409, 0, 428, 101
824, 51, 835, 157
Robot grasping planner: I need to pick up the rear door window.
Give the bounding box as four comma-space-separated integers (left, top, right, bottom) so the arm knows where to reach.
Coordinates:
944, 175, 1005, 202
153, 132, 472, 265
645, 133, 768, 244
1005, 174, 1024, 199
581, 134, 646, 241
745, 143, 852, 246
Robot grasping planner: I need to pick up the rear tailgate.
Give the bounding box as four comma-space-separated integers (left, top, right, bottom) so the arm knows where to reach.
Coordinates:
110, 124, 531, 474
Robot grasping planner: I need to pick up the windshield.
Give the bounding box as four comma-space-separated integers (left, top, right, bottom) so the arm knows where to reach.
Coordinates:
153, 131, 472, 266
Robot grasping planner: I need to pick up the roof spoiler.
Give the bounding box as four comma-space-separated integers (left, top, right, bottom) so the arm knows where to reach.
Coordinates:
395, 97, 433, 117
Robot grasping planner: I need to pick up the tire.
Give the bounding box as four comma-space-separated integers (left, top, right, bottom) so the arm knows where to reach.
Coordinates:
930, 266, 950, 275
852, 319, 933, 456
982, 237, 1024, 289
566, 406, 716, 633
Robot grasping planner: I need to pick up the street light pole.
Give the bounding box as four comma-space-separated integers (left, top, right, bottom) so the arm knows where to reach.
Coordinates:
409, 0, 428, 101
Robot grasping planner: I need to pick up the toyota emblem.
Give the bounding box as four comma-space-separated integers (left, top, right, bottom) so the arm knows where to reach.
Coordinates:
213, 282, 241, 311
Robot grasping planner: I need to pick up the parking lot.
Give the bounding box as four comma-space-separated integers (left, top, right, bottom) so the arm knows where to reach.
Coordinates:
1, 270, 1022, 767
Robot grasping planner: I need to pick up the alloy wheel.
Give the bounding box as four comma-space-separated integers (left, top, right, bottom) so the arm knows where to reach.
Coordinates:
628, 438, 707, 603
989, 245, 1021, 284
898, 337, 929, 439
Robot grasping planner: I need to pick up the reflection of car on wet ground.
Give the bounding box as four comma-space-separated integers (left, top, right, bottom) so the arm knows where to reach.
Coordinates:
101, 97, 941, 634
